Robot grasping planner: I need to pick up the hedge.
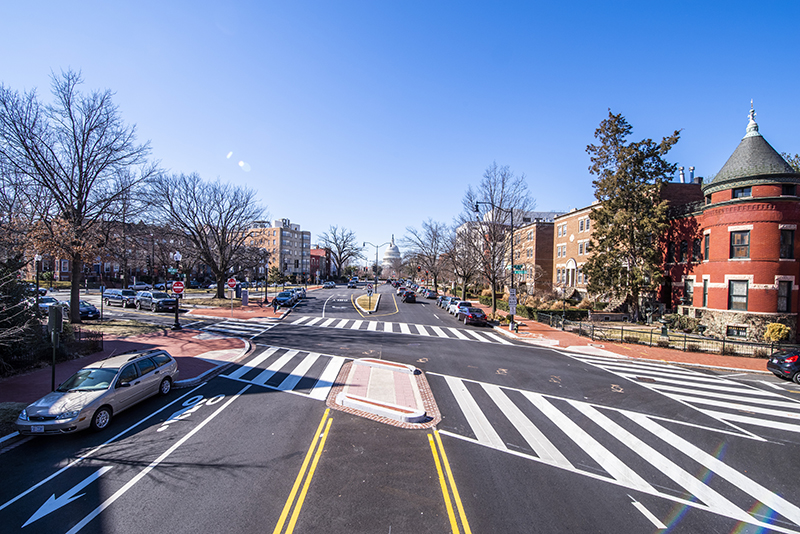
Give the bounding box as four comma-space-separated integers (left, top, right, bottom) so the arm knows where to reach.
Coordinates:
477, 295, 589, 321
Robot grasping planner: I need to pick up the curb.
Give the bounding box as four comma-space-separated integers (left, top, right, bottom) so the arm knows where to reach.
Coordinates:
354, 294, 381, 314
174, 339, 253, 389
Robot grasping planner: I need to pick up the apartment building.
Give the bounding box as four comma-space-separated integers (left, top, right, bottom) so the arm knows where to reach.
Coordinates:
249, 219, 311, 280
552, 205, 594, 296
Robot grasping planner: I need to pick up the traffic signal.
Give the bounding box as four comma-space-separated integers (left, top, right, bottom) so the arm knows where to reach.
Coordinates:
417, 266, 421, 272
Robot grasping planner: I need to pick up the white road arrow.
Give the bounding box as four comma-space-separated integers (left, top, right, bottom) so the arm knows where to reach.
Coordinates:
23, 466, 113, 527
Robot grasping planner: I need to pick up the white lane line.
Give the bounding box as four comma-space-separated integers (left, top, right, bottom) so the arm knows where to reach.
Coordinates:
482, 384, 572, 469
698, 410, 800, 433
65, 384, 251, 534
444, 376, 506, 450
276, 353, 321, 391
399, 323, 411, 335
251, 350, 299, 385
572, 403, 749, 521
333, 319, 349, 329
416, 325, 431, 336
446, 327, 470, 340
367, 321, 378, 331
383, 321, 393, 333
629, 496, 667, 529
759, 380, 786, 390
522, 392, 655, 494
349, 319, 363, 330
309, 356, 346, 400
320, 318, 336, 328
0, 431, 19, 445
669, 395, 800, 420
226, 347, 279, 380
484, 332, 513, 345
430, 325, 448, 338
627, 411, 800, 526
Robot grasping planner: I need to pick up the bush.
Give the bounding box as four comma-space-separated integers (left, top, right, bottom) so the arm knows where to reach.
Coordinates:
663, 313, 700, 333
657, 340, 671, 348
752, 348, 770, 359
686, 343, 701, 353
720, 344, 737, 355
764, 323, 791, 342
623, 336, 640, 344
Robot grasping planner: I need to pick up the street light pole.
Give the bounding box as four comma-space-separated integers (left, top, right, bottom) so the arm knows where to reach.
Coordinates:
34, 254, 42, 318
476, 202, 515, 330
363, 241, 390, 306
171, 251, 182, 331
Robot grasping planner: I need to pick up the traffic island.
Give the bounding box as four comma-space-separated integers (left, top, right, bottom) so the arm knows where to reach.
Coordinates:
354, 293, 380, 314
327, 358, 440, 429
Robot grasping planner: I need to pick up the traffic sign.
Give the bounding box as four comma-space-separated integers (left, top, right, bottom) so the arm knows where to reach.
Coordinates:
227, 278, 237, 289
167, 268, 178, 274
509, 296, 517, 306
514, 270, 526, 274
510, 304, 517, 315
172, 281, 185, 294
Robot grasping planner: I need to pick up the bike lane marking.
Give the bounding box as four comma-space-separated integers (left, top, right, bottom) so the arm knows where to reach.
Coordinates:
65, 383, 252, 534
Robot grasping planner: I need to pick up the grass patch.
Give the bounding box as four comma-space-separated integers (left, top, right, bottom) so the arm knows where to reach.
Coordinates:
0, 402, 27, 438
82, 319, 168, 337
188, 297, 246, 308
356, 294, 378, 312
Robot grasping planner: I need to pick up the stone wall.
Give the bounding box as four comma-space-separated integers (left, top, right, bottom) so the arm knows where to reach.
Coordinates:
678, 305, 796, 341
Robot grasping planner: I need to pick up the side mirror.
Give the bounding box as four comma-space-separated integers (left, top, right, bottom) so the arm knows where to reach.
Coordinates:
118, 382, 131, 388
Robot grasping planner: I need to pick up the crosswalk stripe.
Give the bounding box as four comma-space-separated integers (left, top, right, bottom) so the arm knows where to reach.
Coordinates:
309, 356, 346, 400
306, 317, 323, 326
333, 319, 349, 328
447, 327, 470, 341
399, 323, 411, 335
615, 372, 782, 396
383, 322, 393, 333
521, 391, 655, 493
430, 326, 448, 338
582, 359, 706, 376
292, 316, 311, 325
698, 410, 800, 433
649, 384, 800, 408
320, 318, 336, 327
464, 330, 491, 343
416, 325, 431, 336
276, 353, 321, 391
673, 395, 800, 420
251, 350, 299, 385
627, 411, 800, 525
367, 321, 378, 331
350, 319, 363, 330
483, 332, 513, 345
444, 376, 506, 450
482, 384, 572, 469
227, 347, 280, 380
572, 402, 749, 520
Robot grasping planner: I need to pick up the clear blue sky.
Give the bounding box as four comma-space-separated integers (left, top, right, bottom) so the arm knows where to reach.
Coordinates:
2, 1, 798, 261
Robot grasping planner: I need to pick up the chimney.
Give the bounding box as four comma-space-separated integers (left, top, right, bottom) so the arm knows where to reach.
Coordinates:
679, 166, 685, 183
689, 166, 696, 182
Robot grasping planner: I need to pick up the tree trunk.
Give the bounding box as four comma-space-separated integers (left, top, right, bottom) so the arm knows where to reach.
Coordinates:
70, 252, 83, 323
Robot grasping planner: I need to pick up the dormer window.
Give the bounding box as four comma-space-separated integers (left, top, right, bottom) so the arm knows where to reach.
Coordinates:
705, 195, 712, 205
732, 186, 751, 198
782, 184, 796, 196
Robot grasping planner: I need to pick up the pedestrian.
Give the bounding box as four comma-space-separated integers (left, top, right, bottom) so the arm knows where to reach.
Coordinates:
273, 298, 279, 313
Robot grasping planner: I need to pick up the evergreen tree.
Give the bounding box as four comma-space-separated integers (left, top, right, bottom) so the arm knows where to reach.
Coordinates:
584, 111, 680, 321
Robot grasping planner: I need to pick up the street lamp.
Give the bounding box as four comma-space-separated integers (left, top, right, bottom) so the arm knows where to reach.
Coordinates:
475, 202, 516, 331
363, 241, 390, 307
34, 254, 42, 318
171, 251, 182, 331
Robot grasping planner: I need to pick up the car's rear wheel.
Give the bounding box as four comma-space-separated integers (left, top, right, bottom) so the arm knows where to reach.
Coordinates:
105, 299, 111, 307
151, 303, 157, 312
793, 372, 800, 385
91, 406, 112, 432
464, 317, 468, 325
159, 377, 172, 395
136, 301, 142, 310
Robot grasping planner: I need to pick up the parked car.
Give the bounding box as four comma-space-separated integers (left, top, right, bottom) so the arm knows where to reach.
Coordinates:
274, 291, 295, 306
26, 284, 47, 296
29, 295, 61, 315
188, 280, 200, 289
457, 306, 488, 326
16, 349, 179, 435
128, 282, 152, 291
103, 289, 137, 308
154, 281, 174, 291
401, 290, 416, 303
135, 291, 177, 312
767, 349, 800, 383
322, 281, 336, 289
347, 280, 357, 289
61, 299, 100, 320
396, 286, 407, 296
448, 300, 472, 315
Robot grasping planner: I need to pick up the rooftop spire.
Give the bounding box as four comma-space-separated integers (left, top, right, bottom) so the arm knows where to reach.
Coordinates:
744, 100, 760, 138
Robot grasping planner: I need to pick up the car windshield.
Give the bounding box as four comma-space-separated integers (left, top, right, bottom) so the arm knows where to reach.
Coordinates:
152, 292, 170, 299
40, 297, 58, 304
121, 290, 135, 296
57, 368, 118, 392
468, 308, 483, 314
277, 292, 292, 298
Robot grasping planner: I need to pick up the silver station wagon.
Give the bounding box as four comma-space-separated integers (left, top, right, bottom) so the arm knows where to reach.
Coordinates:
16, 349, 179, 435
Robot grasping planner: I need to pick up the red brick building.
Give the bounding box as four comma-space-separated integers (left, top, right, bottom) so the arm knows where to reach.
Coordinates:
665, 107, 800, 341
310, 247, 332, 283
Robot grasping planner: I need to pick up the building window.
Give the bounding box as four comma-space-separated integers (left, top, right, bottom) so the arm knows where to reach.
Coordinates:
730, 231, 750, 259
579, 220, 584, 232
778, 281, 792, 313
726, 326, 748, 338
680, 240, 688, 263
702, 279, 708, 307
578, 243, 583, 255
732, 186, 751, 198
704, 234, 710, 261
780, 229, 794, 259
705, 195, 712, 205
782, 184, 796, 196
693, 239, 702, 262
61, 259, 69, 272
684, 279, 694, 305
585, 219, 590, 231
728, 280, 748, 311
666, 242, 675, 263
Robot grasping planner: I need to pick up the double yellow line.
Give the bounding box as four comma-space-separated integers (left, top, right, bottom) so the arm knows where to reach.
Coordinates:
273, 409, 333, 534
429, 429, 472, 534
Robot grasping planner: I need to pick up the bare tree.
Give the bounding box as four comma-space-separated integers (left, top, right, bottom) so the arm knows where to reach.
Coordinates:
442, 225, 479, 300
403, 219, 447, 291
319, 225, 362, 279
0, 71, 156, 321
148, 172, 267, 298
456, 162, 535, 313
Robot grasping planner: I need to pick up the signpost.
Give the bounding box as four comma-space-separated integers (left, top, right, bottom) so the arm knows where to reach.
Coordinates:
171, 281, 184, 330
227, 278, 236, 317
367, 284, 373, 309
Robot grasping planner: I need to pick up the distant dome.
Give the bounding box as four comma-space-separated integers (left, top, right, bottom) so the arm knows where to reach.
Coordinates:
382, 235, 401, 268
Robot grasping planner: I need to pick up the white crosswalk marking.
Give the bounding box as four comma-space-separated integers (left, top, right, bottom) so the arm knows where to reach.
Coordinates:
202, 320, 276, 339
288, 316, 511, 345
436, 373, 800, 531
223, 347, 348, 402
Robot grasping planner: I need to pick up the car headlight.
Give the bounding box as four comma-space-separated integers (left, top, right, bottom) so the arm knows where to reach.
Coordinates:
56, 410, 80, 420
18, 409, 28, 421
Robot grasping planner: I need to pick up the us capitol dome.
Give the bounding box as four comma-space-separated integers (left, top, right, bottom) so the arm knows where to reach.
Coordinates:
382, 235, 401, 268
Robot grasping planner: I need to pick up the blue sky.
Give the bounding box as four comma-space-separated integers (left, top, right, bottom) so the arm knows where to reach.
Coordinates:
2, 1, 799, 262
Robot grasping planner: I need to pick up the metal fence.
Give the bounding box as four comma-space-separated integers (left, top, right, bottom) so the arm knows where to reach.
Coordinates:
535, 312, 796, 358
2, 327, 103, 375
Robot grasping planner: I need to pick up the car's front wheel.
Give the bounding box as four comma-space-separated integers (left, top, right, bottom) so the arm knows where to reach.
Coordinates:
151, 303, 157, 312
91, 406, 112, 432
136, 301, 142, 310
159, 377, 172, 395
105, 299, 112, 307
793, 372, 800, 385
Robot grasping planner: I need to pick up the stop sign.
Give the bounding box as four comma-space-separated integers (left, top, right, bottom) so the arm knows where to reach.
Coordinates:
172, 281, 185, 294
227, 278, 237, 289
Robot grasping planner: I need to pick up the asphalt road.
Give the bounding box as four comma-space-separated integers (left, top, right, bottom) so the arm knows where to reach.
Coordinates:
4, 283, 800, 533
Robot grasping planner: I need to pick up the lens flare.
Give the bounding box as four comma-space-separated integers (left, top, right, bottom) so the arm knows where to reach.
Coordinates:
238, 161, 251, 172
226, 151, 233, 159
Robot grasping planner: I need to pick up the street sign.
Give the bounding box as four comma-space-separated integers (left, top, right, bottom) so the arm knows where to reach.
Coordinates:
509, 297, 517, 306
172, 281, 185, 294
510, 304, 517, 315
167, 268, 178, 274
513, 265, 523, 269
227, 278, 237, 289
514, 270, 526, 274
509, 288, 516, 296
